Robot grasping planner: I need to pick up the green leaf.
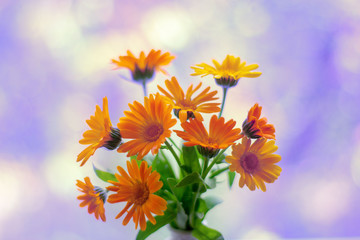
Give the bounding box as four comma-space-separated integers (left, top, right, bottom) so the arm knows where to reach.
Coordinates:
174, 202, 187, 229
192, 223, 224, 240
136, 208, 177, 240
160, 145, 168, 150
181, 146, 201, 174
151, 152, 176, 192
209, 167, 229, 178
196, 196, 222, 220
175, 172, 204, 188
228, 171, 236, 188
215, 153, 226, 164
167, 178, 185, 201
93, 164, 117, 183
180, 165, 193, 174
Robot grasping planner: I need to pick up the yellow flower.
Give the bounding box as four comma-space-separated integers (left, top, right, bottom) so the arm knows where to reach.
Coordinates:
107, 159, 167, 231
226, 137, 281, 192
242, 103, 275, 139
174, 115, 242, 158
191, 55, 262, 88
117, 93, 177, 160
77, 97, 122, 167
76, 177, 107, 222
157, 76, 220, 122
112, 49, 175, 82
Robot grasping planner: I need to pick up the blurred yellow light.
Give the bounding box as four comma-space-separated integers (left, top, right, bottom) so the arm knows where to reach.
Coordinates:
241, 227, 280, 240
0, 157, 46, 222
142, 6, 193, 50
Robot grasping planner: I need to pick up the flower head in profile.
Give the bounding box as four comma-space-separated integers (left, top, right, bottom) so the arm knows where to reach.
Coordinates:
117, 93, 177, 160
77, 97, 122, 166
242, 103, 275, 139
107, 159, 167, 231
226, 137, 281, 192
112, 49, 175, 82
191, 55, 262, 88
76, 177, 107, 222
174, 115, 242, 158
157, 76, 220, 123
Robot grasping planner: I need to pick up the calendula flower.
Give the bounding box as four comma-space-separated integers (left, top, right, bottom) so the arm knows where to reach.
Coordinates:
174, 115, 242, 158
191, 55, 262, 88
117, 93, 177, 160
77, 97, 122, 167
76, 177, 107, 222
242, 103, 275, 139
157, 76, 220, 122
226, 137, 281, 192
107, 159, 167, 231
112, 50, 175, 96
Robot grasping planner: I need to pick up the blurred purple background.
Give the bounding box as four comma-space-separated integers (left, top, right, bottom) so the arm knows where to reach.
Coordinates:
1, 0, 360, 239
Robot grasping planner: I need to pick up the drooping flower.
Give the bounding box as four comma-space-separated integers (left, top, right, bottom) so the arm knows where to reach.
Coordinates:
77, 97, 122, 167
191, 55, 262, 88
112, 49, 175, 82
117, 93, 177, 160
242, 103, 275, 139
226, 137, 281, 192
174, 115, 242, 158
107, 159, 167, 231
76, 177, 107, 222
157, 76, 220, 122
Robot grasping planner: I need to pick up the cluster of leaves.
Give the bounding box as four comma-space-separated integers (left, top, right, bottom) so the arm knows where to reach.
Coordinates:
94, 144, 237, 240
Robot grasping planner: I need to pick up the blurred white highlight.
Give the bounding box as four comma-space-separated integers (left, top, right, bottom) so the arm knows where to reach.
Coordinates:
142, 6, 193, 50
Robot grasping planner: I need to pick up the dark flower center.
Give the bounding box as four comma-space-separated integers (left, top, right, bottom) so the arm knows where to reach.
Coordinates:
132, 64, 154, 81
173, 108, 196, 121
133, 182, 149, 206
103, 127, 122, 150
197, 145, 220, 159
241, 153, 259, 173
144, 123, 164, 142
94, 186, 107, 203
215, 76, 239, 88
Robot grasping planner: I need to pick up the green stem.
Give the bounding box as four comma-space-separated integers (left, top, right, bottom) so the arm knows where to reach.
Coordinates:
164, 140, 182, 168
209, 166, 229, 178
168, 137, 181, 152
142, 79, 147, 97
202, 157, 209, 176
190, 156, 209, 227
202, 148, 228, 179
218, 87, 228, 118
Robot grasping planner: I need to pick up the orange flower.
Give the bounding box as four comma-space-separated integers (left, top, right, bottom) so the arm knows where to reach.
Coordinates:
226, 137, 281, 192
191, 55, 261, 88
117, 93, 177, 160
174, 115, 242, 158
112, 49, 175, 82
157, 76, 220, 122
107, 159, 167, 231
242, 103, 275, 139
76, 177, 107, 221
77, 97, 122, 166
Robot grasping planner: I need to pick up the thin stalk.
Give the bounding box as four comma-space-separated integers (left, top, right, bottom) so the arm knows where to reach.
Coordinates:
202, 157, 209, 176
190, 156, 208, 227
202, 148, 228, 179
164, 140, 182, 168
142, 79, 147, 97
168, 137, 181, 152
209, 166, 229, 178
218, 87, 228, 118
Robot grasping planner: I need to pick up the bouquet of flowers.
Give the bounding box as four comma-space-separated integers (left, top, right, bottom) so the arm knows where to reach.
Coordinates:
76, 49, 282, 240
